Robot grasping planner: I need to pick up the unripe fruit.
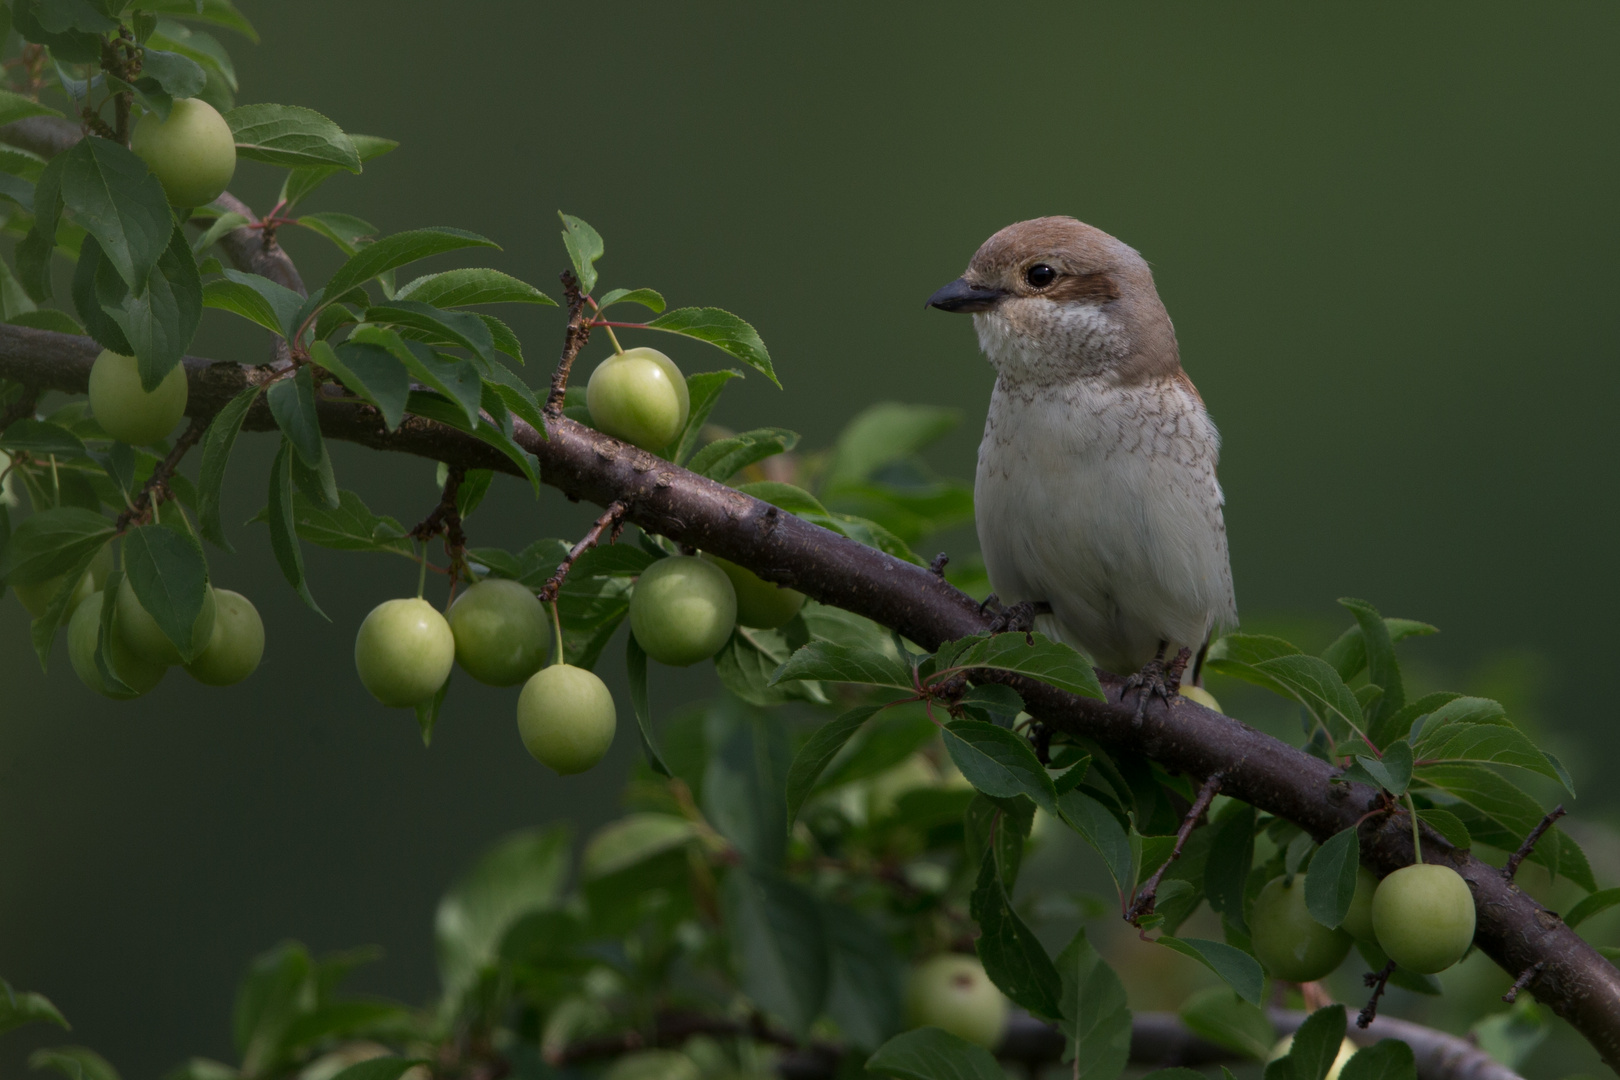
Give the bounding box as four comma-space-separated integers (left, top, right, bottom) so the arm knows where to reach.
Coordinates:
14, 543, 113, 617
629, 556, 737, 666
446, 578, 548, 686
1371, 863, 1476, 974
1249, 875, 1353, 982
586, 347, 689, 451
67, 590, 166, 699
116, 577, 217, 667
1268, 1035, 1356, 1080
1179, 684, 1221, 712
184, 589, 264, 686
354, 597, 455, 707
89, 350, 188, 446
704, 553, 805, 629
131, 97, 237, 208
1341, 867, 1380, 943
517, 663, 617, 775
904, 954, 1007, 1049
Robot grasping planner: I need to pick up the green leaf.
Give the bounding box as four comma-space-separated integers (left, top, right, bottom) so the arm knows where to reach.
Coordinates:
475, 312, 522, 363
8, 310, 85, 335
785, 704, 884, 824
266, 367, 325, 468
123, 523, 210, 661
1305, 828, 1360, 929
1338, 1040, 1417, 1080
1156, 936, 1263, 1005
686, 427, 799, 482
1417, 807, 1471, 850
0, 88, 63, 127
772, 640, 914, 690
1415, 763, 1592, 890
596, 286, 664, 313
1410, 697, 1572, 793
366, 299, 496, 365
1338, 598, 1405, 732
396, 267, 554, 308
1216, 653, 1366, 743
1373, 691, 1462, 748
414, 672, 449, 746
59, 137, 172, 293
817, 707, 939, 791
99, 224, 203, 391
1321, 616, 1437, 683
1204, 803, 1257, 929
204, 268, 304, 339
0, 419, 84, 457
323, 227, 498, 304
646, 306, 777, 386
703, 702, 791, 866
970, 847, 1062, 1019
405, 392, 539, 493
264, 438, 324, 617
17, 152, 65, 302
258, 489, 409, 554
865, 1028, 1003, 1080
1565, 887, 1620, 929
141, 48, 206, 99
583, 814, 698, 880
277, 134, 395, 207
479, 360, 544, 431
189, 209, 250, 254
1279, 1005, 1348, 1080
225, 103, 361, 171
12, 0, 104, 60
319, 340, 409, 432
0, 980, 69, 1036
723, 867, 828, 1038
293, 211, 377, 255
825, 403, 960, 488
1207, 632, 1301, 665
149, 21, 238, 89
672, 369, 742, 463
944, 632, 1105, 701
1057, 788, 1134, 899
0, 506, 113, 585
625, 632, 672, 776
232, 940, 311, 1073
73, 237, 137, 355
28, 1047, 120, 1080
557, 212, 603, 294
944, 720, 1058, 815
435, 826, 570, 1004
147, 0, 259, 41
717, 623, 829, 708
349, 326, 481, 426
824, 901, 904, 1050
1055, 928, 1131, 1075
1179, 986, 1272, 1060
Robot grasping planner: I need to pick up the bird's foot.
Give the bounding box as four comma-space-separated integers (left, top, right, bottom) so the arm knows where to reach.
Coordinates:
988, 599, 1052, 637
1124, 647, 1192, 726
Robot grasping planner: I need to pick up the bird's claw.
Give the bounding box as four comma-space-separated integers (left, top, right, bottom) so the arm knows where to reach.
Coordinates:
988, 599, 1052, 638
1124, 647, 1192, 726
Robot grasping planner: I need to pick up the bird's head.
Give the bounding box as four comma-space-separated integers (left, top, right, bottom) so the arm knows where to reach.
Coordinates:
927, 216, 1179, 385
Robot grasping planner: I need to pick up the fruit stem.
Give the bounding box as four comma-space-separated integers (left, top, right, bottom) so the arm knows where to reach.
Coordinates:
1406, 792, 1423, 864
415, 541, 429, 600
549, 600, 564, 667
602, 323, 626, 355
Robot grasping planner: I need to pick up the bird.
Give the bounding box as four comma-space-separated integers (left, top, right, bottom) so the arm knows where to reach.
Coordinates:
927, 216, 1236, 696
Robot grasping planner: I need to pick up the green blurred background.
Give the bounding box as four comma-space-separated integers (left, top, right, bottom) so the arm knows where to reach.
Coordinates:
3, 2, 1618, 1076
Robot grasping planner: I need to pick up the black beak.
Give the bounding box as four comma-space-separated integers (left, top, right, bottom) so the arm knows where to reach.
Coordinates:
925, 277, 1006, 313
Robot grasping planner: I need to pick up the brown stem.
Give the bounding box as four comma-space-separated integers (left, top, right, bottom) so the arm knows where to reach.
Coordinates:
1504, 961, 1545, 1004
1358, 960, 1398, 1029
538, 499, 628, 603
545, 270, 593, 415
115, 416, 205, 531
1126, 771, 1222, 924
1503, 804, 1565, 881
410, 466, 468, 591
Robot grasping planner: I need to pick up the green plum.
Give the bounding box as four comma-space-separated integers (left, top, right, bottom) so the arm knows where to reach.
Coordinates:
629, 556, 737, 666
184, 589, 265, 686
1249, 874, 1352, 982
354, 597, 456, 707
89, 349, 188, 446
447, 578, 548, 686
1341, 866, 1380, 943
13, 542, 111, 618
517, 663, 617, 774
1179, 684, 1222, 713
904, 954, 1008, 1049
703, 553, 805, 629
131, 97, 238, 207
1268, 1035, 1356, 1080
67, 590, 166, 699
116, 577, 217, 666
1371, 863, 1476, 974
586, 346, 690, 451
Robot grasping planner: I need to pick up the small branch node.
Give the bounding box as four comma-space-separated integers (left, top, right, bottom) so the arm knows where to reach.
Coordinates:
1125, 771, 1222, 925
928, 552, 949, 577
1357, 960, 1397, 1028
539, 499, 629, 603
545, 270, 594, 416
409, 466, 468, 591
1504, 804, 1566, 881
115, 416, 206, 531
1503, 961, 1545, 1004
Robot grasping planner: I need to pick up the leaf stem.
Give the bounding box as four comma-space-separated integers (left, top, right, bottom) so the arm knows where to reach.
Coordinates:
603, 323, 625, 355
549, 600, 564, 667
1406, 792, 1423, 864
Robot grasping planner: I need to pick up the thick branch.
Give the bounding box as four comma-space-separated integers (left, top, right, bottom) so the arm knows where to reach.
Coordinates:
0, 318, 1614, 1064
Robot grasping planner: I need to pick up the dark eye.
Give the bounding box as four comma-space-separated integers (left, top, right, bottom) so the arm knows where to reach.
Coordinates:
1025, 263, 1057, 288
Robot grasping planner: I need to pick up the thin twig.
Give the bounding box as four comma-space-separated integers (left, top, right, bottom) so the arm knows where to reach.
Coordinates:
928, 552, 949, 576
116, 416, 206, 531
1357, 961, 1398, 1028
1126, 771, 1223, 924
1503, 961, 1544, 1004
1503, 805, 1565, 881
410, 466, 467, 592
539, 499, 628, 603
545, 270, 594, 416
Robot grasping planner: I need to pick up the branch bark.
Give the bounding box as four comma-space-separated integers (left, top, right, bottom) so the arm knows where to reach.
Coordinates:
0, 113, 1612, 1068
